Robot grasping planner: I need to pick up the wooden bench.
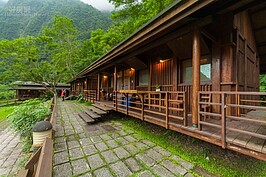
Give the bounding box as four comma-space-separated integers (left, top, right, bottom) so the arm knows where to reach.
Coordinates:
84, 109, 101, 119
88, 106, 107, 115
78, 112, 95, 124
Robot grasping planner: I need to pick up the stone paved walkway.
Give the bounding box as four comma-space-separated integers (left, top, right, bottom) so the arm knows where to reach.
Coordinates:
53, 100, 198, 177
0, 120, 24, 176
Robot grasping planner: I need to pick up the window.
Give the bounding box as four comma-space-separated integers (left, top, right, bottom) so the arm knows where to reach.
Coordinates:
181, 56, 211, 83
139, 69, 149, 86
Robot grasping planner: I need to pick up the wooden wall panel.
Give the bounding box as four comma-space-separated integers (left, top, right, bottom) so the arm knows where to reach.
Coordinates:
151, 59, 173, 91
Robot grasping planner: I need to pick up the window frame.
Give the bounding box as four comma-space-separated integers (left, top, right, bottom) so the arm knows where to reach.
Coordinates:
180, 55, 212, 84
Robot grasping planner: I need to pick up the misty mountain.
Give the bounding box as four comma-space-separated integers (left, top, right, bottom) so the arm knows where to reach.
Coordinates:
0, 0, 112, 40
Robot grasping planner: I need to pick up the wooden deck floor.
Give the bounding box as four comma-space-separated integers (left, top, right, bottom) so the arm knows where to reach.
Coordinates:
96, 101, 266, 161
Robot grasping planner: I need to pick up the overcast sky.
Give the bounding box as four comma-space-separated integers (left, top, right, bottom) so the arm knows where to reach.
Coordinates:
1, 0, 115, 11
80, 0, 114, 11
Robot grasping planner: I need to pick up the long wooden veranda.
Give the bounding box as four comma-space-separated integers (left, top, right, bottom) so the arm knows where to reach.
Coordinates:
81, 90, 266, 161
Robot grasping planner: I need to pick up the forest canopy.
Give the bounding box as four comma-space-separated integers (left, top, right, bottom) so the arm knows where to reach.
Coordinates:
0, 0, 176, 90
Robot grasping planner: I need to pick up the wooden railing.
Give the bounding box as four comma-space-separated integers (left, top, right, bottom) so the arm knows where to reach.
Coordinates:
198, 91, 266, 150
113, 90, 187, 128
18, 97, 57, 177
178, 84, 212, 113
83, 90, 97, 103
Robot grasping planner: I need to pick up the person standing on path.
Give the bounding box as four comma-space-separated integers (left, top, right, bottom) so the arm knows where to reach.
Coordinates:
61, 89, 65, 101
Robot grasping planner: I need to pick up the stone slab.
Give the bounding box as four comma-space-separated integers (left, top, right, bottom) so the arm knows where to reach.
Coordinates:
161, 160, 187, 176
113, 147, 130, 159
95, 142, 109, 152
93, 167, 113, 177
71, 158, 90, 175
53, 162, 72, 177
101, 150, 119, 163
83, 145, 97, 156
151, 165, 175, 177
54, 151, 69, 165
136, 153, 155, 167
87, 154, 105, 170
69, 148, 84, 160
124, 157, 142, 172
110, 161, 132, 177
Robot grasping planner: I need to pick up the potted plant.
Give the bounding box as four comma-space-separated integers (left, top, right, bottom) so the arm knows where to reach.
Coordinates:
155, 84, 161, 92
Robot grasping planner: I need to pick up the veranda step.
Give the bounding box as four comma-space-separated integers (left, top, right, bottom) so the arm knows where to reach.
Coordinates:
84, 109, 101, 119
93, 103, 113, 111
78, 112, 95, 124
88, 106, 107, 115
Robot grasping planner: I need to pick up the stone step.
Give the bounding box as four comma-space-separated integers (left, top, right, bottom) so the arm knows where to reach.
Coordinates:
88, 106, 107, 115
78, 112, 95, 124
93, 103, 113, 111
84, 109, 101, 119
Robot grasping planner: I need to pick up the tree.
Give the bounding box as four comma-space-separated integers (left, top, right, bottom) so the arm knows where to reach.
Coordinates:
0, 16, 83, 95
80, 0, 176, 64
260, 75, 266, 92
109, 0, 176, 36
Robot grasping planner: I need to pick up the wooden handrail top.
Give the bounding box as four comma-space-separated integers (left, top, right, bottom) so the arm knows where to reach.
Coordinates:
116, 90, 186, 94
119, 90, 138, 94
199, 91, 266, 96
35, 138, 53, 177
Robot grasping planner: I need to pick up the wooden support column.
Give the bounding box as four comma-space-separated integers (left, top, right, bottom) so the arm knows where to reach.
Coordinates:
212, 42, 221, 113
172, 57, 178, 92
114, 65, 117, 109
86, 77, 88, 90
165, 92, 169, 129
148, 59, 152, 109
114, 65, 117, 92
192, 27, 201, 127
97, 72, 101, 101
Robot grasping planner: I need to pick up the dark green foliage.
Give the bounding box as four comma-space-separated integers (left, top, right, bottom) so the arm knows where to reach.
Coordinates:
80, 0, 176, 64
260, 75, 266, 92
7, 99, 51, 140
0, 84, 15, 100
84, 101, 93, 106
0, 16, 85, 91
0, 0, 112, 40
39, 91, 54, 100
76, 93, 85, 103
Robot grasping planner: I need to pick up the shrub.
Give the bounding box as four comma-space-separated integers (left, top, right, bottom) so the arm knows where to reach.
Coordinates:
7, 99, 51, 141
39, 91, 54, 100
0, 84, 15, 100
76, 93, 85, 103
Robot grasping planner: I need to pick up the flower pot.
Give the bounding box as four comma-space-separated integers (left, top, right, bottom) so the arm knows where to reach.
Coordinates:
156, 88, 160, 92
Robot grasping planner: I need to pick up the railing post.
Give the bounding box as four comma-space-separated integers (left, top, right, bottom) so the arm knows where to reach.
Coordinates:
237, 93, 240, 117
198, 92, 202, 130
165, 92, 169, 129
221, 92, 226, 148
159, 92, 162, 112
183, 91, 188, 126
141, 93, 144, 120
115, 92, 118, 111
126, 93, 129, 115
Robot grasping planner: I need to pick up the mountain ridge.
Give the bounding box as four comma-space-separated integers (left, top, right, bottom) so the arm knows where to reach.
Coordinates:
0, 0, 112, 40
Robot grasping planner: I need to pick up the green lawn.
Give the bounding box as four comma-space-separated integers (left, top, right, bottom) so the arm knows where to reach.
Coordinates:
0, 106, 15, 120
113, 114, 266, 177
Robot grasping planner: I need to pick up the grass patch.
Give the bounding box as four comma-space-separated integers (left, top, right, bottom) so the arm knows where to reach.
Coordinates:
84, 101, 93, 106
0, 105, 15, 120
115, 115, 266, 177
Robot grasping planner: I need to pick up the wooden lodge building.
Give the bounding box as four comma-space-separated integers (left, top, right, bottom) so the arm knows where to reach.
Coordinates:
69, 0, 266, 161
12, 81, 70, 100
